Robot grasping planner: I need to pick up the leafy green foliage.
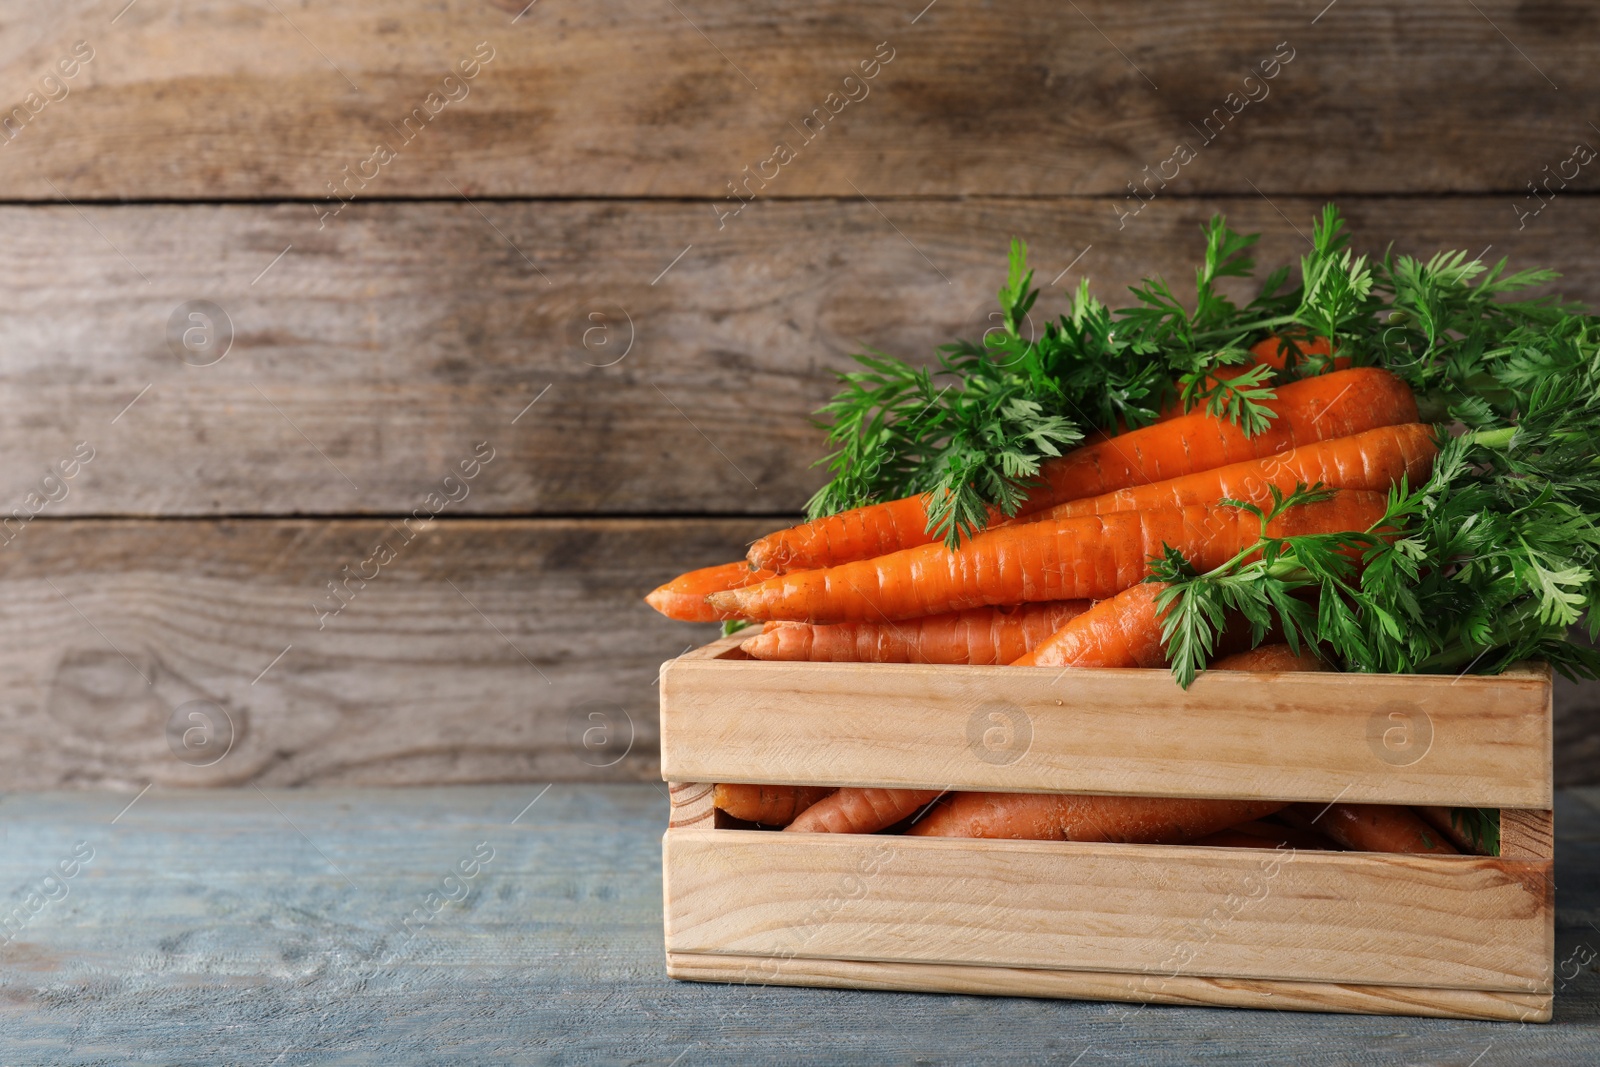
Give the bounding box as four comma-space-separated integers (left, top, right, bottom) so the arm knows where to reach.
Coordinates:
807, 204, 1600, 680
1152, 343, 1600, 687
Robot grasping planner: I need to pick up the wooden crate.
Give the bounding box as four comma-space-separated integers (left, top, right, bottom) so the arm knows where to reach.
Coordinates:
659, 632, 1555, 1021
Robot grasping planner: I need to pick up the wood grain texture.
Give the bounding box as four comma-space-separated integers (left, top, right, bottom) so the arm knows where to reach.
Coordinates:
0, 516, 769, 790
660, 654, 1552, 807
665, 953, 1553, 1023
1503, 809, 1557, 860
663, 828, 1553, 991
2, 2, 1597, 198
3, 197, 1600, 517
5, 786, 1596, 1062
668, 782, 715, 829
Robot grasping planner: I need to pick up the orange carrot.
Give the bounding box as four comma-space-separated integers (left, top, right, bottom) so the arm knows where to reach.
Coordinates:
747, 367, 1416, 571
785, 788, 944, 834
1034, 423, 1437, 522
1290, 802, 1458, 855
1016, 367, 1414, 516
713, 784, 836, 826
1088, 337, 1340, 437
714, 492, 1387, 624
1012, 592, 1332, 671
1248, 334, 1341, 370
739, 602, 1093, 664
1160, 336, 1341, 423
747, 494, 957, 575
908, 793, 1287, 842
1010, 583, 1170, 668
1207, 643, 1326, 672
645, 560, 776, 623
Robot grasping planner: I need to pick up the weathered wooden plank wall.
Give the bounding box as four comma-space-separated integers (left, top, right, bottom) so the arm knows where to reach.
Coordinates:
0, 0, 1596, 788
1, 1, 1595, 197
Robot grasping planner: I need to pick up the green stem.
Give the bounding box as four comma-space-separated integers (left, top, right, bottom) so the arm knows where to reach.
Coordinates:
1188, 314, 1302, 344
1465, 426, 1518, 450
1414, 600, 1547, 673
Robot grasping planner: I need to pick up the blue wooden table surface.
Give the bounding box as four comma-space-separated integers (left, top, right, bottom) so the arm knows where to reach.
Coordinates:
1, 784, 1597, 1066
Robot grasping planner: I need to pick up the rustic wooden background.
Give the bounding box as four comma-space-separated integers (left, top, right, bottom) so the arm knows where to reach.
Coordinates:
2, 0, 1596, 790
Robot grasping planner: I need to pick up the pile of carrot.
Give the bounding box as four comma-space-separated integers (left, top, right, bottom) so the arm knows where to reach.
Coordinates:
647, 356, 1482, 855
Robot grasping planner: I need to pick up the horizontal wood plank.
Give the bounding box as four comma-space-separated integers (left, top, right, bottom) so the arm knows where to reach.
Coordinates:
660, 655, 1552, 807
0, 516, 769, 790
2, 2, 1597, 198
4, 197, 1600, 517
665, 953, 1553, 1022
663, 828, 1553, 991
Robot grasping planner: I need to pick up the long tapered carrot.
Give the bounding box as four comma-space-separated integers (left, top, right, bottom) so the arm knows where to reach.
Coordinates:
713, 784, 836, 826
1011, 591, 1330, 671
645, 560, 776, 623
738, 601, 1093, 665
747, 367, 1415, 571
1034, 423, 1437, 522
1017, 367, 1413, 515
784, 788, 944, 834
1288, 802, 1458, 855
907, 794, 1288, 842
1009, 583, 1170, 668
714, 492, 1387, 624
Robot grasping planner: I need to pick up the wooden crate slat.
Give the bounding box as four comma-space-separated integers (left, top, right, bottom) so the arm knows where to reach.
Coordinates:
661, 658, 1551, 807
1502, 809, 1556, 859
3, 2, 1597, 197
3, 199, 1600, 517
662, 829, 1553, 993
665, 952, 1553, 1023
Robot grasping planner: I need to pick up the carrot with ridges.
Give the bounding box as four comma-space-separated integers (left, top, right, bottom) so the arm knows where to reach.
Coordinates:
739, 602, 1092, 664
713, 784, 835, 826
748, 367, 1416, 571
907, 794, 1288, 842
1010, 583, 1171, 668
714, 492, 1388, 624
645, 560, 777, 623
1033, 423, 1437, 522
785, 788, 943, 834
1290, 802, 1458, 855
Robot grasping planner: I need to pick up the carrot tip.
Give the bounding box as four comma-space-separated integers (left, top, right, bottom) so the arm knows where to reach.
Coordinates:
739, 632, 777, 658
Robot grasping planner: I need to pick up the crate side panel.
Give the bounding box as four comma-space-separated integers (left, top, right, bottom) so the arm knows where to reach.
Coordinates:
665, 952, 1553, 1022
662, 830, 1552, 992
660, 661, 1551, 807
